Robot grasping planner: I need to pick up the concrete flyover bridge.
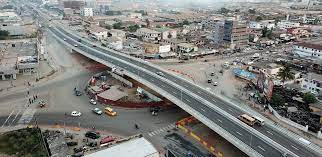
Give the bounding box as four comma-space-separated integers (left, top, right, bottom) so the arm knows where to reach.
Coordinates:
44, 22, 322, 157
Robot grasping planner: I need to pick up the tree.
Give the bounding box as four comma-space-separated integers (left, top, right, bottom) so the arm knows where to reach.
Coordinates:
313, 18, 320, 25
182, 20, 190, 25
220, 7, 230, 14
113, 22, 122, 29
270, 93, 285, 107
0, 30, 10, 40
105, 24, 112, 30
261, 27, 273, 39
128, 25, 140, 32
248, 9, 256, 14
255, 16, 263, 22
277, 65, 294, 84
303, 93, 317, 104
248, 34, 255, 42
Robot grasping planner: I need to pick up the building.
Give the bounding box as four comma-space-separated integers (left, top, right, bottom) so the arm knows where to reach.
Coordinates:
301, 73, 322, 95
62, 0, 85, 10
177, 43, 198, 54
213, 21, 224, 45
247, 62, 282, 76
136, 28, 161, 42
293, 42, 322, 60
129, 13, 142, 19
277, 21, 300, 29
104, 37, 123, 50
95, 0, 111, 13
223, 20, 248, 48
143, 43, 170, 54
249, 20, 275, 30
163, 38, 185, 52
182, 23, 202, 34
107, 29, 126, 39
89, 25, 108, 40
81, 7, 93, 17
154, 27, 177, 40
0, 12, 20, 23
84, 136, 159, 157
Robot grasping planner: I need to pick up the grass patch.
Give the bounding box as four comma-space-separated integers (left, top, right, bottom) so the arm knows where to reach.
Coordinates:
0, 128, 48, 157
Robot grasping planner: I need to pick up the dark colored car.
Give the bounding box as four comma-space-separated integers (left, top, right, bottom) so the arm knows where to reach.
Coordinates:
85, 131, 100, 139
67, 141, 78, 146
74, 90, 83, 96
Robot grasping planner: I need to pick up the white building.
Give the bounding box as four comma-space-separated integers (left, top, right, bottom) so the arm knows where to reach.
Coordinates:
293, 42, 322, 60
129, 13, 142, 19
277, 21, 300, 29
301, 73, 322, 95
108, 29, 126, 39
154, 28, 177, 40
89, 25, 108, 40
0, 12, 20, 23
136, 28, 161, 41
105, 37, 123, 50
249, 20, 275, 30
177, 43, 198, 53
81, 7, 93, 17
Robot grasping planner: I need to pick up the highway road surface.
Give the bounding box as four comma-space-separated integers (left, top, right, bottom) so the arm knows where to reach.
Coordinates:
47, 26, 322, 157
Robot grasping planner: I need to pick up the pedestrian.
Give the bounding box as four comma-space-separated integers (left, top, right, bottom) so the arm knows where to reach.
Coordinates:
33, 96, 35, 101
31, 100, 33, 103
29, 99, 31, 104
27, 91, 29, 95
35, 95, 38, 99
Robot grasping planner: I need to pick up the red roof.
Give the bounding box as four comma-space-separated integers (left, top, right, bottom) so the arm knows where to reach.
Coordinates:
296, 42, 322, 51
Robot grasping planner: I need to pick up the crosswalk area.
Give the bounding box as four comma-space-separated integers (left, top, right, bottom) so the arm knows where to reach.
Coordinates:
1, 108, 37, 127
148, 123, 176, 137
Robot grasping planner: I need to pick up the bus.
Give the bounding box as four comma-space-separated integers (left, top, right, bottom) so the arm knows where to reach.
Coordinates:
252, 116, 265, 126
238, 114, 256, 126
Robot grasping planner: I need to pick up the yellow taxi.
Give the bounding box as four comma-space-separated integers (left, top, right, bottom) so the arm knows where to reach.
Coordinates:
104, 107, 117, 116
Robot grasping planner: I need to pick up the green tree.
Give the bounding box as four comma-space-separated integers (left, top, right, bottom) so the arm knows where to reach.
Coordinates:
270, 93, 285, 107
277, 65, 294, 84
105, 24, 112, 30
128, 24, 140, 32
113, 22, 122, 29
182, 20, 190, 25
303, 93, 317, 104
313, 18, 320, 25
220, 7, 230, 14
249, 34, 255, 42
255, 16, 263, 21
261, 27, 273, 39
249, 9, 256, 14
0, 30, 10, 40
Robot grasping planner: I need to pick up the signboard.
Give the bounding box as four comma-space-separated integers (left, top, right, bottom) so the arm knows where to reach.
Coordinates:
159, 45, 171, 53
257, 71, 274, 100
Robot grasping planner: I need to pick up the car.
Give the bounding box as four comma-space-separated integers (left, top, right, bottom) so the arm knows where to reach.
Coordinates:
85, 131, 100, 139
92, 45, 97, 47
156, 72, 164, 77
210, 72, 215, 76
66, 141, 78, 147
71, 111, 82, 117
92, 108, 102, 115
207, 79, 212, 83
213, 82, 218, 86
90, 99, 97, 105
77, 39, 82, 42
63, 38, 67, 41
100, 136, 115, 145
104, 107, 117, 116
39, 100, 46, 108
74, 44, 78, 47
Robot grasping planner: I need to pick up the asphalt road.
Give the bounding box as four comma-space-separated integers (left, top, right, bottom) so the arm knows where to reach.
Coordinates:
47, 26, 304, 157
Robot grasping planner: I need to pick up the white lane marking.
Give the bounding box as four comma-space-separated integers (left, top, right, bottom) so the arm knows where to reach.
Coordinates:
212, 99, 217, 102
172, 91, 177, 95
258, 146, 266, 151
217, 119, 222, 123
236, 131, 242, 136
185, 99, 191, 103
228, 108, 233, 112
291, 145, 299, 150
10, 110, 22, 126
200, 108, 206, 112
197, 91, 201, 94
2, 110, 15, 127
148, 133, 153, 137
266, 131, 273, 136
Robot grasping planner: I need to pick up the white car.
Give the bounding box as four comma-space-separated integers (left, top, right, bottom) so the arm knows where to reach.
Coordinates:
71, 111, 82, 117
213, 82, 218, 86
90, 99, 97, 105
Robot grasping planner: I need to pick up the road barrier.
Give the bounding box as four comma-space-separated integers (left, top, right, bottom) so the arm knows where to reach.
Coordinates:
176, 117, 223, 157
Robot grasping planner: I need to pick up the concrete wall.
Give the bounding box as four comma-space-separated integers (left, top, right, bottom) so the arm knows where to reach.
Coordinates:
107, 71, 133, 88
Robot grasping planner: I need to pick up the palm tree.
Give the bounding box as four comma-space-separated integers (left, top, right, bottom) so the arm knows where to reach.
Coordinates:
277, 65, 294, 84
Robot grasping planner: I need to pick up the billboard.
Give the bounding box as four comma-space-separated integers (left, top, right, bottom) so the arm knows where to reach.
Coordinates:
257, 71, 274, 100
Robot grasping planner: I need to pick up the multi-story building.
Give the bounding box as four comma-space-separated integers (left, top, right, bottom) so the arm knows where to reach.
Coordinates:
277, 21, 300, 29
81, 7, 93, 17
0, 12, 20, 23
249, 20, 275, 30
62, 0, 85, 10
301, 73, 322, 95
177, 43, 198, 54
213, 21, 224, 45
293, 42, 322, 60
136, 28, 161, 42
96, 0, 111, 13
223, 20, 248, 48
154, 28, 177, 40
89, 25, 108, 40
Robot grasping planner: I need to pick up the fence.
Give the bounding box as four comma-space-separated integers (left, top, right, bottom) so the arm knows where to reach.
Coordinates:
268, 105, 309, 132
